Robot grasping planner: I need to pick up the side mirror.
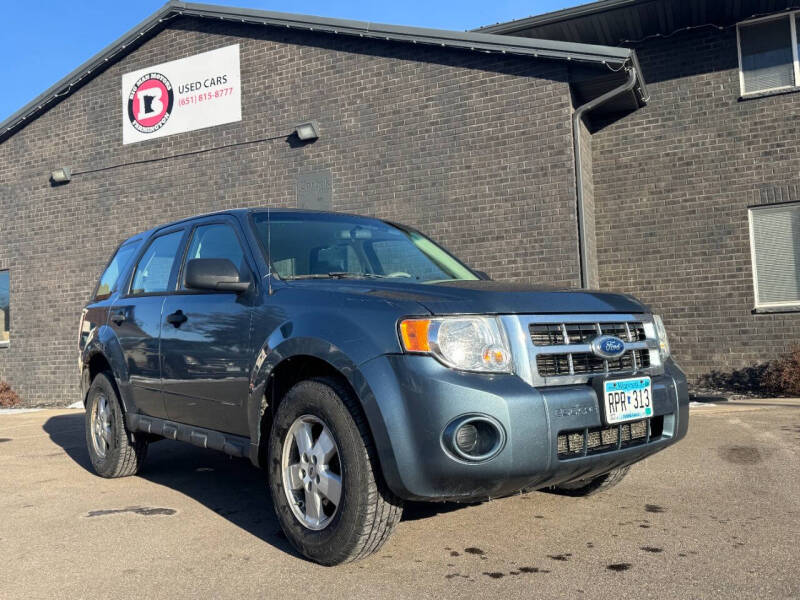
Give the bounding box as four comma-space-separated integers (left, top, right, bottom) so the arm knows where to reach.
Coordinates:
474, 270, 492, 281
185, 258, 250, 293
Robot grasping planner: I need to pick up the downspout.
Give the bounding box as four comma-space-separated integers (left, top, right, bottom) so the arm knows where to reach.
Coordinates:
573, 64, 637, 288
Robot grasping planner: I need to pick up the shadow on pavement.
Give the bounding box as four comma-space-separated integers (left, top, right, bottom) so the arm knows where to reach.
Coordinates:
42, 413, 469, 553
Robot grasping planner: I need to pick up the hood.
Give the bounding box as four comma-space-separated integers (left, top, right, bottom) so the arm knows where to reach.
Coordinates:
284, 279, 649, 315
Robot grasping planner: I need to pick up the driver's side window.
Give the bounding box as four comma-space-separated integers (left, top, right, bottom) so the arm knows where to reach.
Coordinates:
181, 223, 246, 289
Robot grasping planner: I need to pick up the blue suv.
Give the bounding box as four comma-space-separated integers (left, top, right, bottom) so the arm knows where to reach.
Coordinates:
79, 209, 688, 564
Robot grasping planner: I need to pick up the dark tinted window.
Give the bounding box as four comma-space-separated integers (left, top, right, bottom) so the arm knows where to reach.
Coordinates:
130, 231, 184, 295
95, 241, 141, 301
0, 270, 8, 346
182, 224, 246, 288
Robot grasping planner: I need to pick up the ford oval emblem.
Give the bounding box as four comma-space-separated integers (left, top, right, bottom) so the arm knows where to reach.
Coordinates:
590, 335, 626, 359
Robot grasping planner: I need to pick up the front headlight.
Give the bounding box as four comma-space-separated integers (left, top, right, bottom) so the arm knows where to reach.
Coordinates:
652, 314, 671, 360
399, 316, 513, 373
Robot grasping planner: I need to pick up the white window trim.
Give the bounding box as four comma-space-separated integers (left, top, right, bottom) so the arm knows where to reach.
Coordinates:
737, 11, 800, 97
748, 205, 800, 310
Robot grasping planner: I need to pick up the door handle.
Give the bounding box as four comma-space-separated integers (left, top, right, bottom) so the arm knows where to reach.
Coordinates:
110, 311, 126, 325
166, 310, 188, 327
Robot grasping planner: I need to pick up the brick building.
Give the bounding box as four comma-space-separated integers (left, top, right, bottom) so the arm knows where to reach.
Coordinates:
0, 2, 645, 405
481, 0, 800, 388
2, 0, 798, 405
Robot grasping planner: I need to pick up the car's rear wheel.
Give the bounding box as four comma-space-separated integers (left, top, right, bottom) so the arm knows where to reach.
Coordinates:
267, 377, 403, 565
549, 465, 631, 496
85, 371, 148, 478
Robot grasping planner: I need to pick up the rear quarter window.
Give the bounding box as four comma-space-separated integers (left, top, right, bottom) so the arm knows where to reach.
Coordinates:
94, 241, 141, 301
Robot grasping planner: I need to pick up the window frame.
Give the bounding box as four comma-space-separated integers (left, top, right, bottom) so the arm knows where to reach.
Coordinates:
737, 12, 800, 97
0, 269, 8, 349
748, 202, 800, 310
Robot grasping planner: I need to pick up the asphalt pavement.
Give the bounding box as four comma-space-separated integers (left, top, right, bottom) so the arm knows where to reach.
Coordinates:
1, 398, 798, 599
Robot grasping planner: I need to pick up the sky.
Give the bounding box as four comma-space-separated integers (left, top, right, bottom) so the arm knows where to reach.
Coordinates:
0, 0, 584, 123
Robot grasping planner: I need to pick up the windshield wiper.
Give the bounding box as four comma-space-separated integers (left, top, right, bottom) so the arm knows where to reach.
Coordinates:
284, 272, 392, 281
328, 272, 394, 279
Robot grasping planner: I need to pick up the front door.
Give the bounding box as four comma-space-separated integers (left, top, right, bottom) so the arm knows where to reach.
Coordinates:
160, 220, 255, 435
110, 228, 186, 419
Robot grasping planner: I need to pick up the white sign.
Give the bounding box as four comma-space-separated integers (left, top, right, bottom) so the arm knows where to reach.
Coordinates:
122, 44, 241, 144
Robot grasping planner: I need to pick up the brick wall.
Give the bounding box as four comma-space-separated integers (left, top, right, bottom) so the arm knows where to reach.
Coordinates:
0, 17, 581, 405
592, 26, 800, 382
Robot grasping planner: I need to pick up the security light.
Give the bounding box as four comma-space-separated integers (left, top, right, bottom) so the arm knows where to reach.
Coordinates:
294, 121, 320, 141
50, 167, 72, 184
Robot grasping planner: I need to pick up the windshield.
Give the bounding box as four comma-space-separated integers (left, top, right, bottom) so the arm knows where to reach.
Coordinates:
251, 212, 478, 283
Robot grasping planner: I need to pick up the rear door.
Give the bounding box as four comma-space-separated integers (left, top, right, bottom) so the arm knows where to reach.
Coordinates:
160, 217, 255, 435
110, 227, 187, 419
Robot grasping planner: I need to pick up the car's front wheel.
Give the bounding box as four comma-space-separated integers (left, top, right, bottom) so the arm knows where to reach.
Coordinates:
85, 371, 148, 478
267, 378, 403, 565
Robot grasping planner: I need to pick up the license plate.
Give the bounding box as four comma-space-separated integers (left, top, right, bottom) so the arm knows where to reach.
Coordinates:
602, 377, 653, 425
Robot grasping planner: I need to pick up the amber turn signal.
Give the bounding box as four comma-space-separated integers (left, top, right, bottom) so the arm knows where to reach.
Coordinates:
399, 319, 431, 352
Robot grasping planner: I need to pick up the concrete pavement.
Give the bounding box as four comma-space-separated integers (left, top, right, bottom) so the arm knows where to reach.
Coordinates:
1, 399, 799, 599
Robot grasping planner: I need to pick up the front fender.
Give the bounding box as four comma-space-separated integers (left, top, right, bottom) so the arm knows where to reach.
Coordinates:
244, 292, 429, 471
246, 334, 365, 454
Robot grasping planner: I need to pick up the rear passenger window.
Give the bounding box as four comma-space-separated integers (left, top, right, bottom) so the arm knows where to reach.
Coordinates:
130, 231, 184, 295
182, 224, 246, 287
95, 241, 141, 301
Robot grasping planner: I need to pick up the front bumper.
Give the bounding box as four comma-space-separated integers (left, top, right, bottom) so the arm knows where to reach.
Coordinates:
358, 354, 689, 502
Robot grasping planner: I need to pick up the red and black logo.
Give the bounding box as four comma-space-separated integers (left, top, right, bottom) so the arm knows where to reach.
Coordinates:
127, 72, 174, 134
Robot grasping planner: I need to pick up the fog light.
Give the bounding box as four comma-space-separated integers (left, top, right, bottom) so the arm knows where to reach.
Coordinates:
455, 423, 478, 453
443, 415, 506, 462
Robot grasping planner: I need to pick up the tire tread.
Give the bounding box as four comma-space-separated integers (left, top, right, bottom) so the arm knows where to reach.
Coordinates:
86, 371, 147, 478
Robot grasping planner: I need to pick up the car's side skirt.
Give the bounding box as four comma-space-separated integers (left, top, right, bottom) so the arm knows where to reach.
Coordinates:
126, 414, 251, 459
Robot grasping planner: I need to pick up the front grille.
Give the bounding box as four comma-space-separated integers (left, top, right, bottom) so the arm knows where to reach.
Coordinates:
530, 322, 646, 346
530, 320, 651, 378
537, 349, 650, 377
557, 417, 663, 459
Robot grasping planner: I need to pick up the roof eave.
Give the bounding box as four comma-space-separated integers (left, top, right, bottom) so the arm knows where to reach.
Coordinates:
476, 0, 645, 35
0, 0, 642, 143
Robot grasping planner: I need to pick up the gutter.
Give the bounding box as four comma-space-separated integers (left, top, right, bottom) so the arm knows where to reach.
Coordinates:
573, 64, 637, 288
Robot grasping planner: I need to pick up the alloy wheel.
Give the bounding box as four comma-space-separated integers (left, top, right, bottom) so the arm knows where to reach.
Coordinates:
281, 414, 342, 530
91, 393, 113, 459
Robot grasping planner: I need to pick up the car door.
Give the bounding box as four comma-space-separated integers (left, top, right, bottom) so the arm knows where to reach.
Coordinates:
160, 218, 255, 435
109, 227, 187, 419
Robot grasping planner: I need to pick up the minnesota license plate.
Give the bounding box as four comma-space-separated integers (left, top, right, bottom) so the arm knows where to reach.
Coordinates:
602, 377, 653, 425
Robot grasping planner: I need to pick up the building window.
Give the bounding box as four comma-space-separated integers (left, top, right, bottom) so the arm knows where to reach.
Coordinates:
0, 270, 8, 347
749, 203, 800, 308
737, 14, 800, 96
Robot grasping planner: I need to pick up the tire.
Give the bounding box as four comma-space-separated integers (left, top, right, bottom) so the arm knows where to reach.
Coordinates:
549, 465, 631, 497
85, 371, 148, 478
267, 377, 403, 565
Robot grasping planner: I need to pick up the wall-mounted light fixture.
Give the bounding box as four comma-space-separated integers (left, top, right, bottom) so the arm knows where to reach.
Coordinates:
294, 121, 320, 142
50, 167, 72, 184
